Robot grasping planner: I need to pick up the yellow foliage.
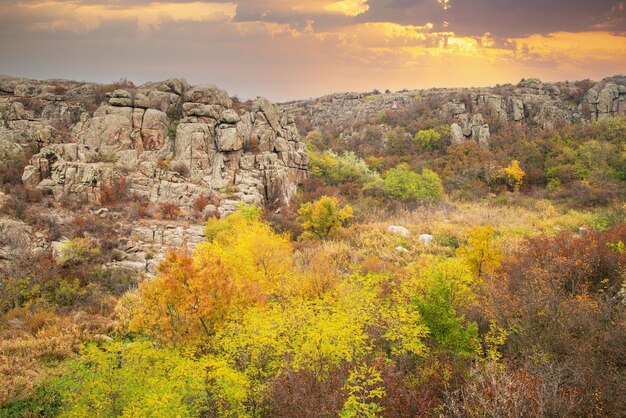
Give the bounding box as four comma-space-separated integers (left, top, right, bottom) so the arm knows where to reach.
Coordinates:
297, 196, 353, 240
456, 225, 503, 279
131, 208, 294, 343
503, 159, 525, 191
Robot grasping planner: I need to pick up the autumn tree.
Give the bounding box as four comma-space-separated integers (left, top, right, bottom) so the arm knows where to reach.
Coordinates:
503, 159, 525, 191
297, 196, 353, 240
456, 225, 502, 279
52, 342, 210, 417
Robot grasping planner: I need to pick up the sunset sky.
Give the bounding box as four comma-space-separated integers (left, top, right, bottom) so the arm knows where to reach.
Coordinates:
1, 0, 625, 101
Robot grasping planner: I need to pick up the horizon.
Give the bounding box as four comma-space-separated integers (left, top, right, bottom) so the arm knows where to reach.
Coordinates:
1, 0, 626, 102
3, 71, 621, 103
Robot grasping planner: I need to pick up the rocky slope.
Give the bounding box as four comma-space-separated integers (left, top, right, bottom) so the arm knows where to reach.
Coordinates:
282, 75, 626, 146
0, 75, 308, 274
0, 75, 308, 214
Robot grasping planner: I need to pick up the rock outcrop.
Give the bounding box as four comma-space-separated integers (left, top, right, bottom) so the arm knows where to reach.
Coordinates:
0, 75, 308, 214
282, 75, 626, 147
582, 75, 626, 121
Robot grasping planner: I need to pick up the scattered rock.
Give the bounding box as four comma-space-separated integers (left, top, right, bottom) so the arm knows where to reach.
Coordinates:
395, 245, 409, 253
388, 225, 410, 237
419, 234, 434, 246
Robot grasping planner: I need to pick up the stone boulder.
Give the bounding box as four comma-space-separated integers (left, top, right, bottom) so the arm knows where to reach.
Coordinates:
388, 225, 410, 236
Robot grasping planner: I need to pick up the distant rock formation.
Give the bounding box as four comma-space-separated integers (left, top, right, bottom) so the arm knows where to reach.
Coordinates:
282, 75, 626, 148
582, 75, 626, 121
0, 75, 308, 214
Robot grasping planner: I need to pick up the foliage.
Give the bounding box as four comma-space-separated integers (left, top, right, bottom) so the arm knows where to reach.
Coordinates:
52, 341, 209, 417
415, 279, 480, 357
297, 196, 354, 240
339, 364, 386, 418
56, 238, 99, 267
503, 160, 525, 191
456, 225, 503, 279
383, 164, 444, 202
415, 128, 441, 151
132, 205, 293, 342
309, 149, 381, 186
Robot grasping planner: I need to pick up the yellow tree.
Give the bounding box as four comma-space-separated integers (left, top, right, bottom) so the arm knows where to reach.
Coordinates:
297, 196, 353, 240
503, 159, 525, 191
131, 205, 294, 342
456, 225, 503, 280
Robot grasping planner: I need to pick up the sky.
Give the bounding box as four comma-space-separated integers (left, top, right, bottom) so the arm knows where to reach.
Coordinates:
1, 0, 625, 101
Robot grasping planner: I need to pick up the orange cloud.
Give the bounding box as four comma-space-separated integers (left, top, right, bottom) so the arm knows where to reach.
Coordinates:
11, 1, 237, 32
324, 0, 369, 16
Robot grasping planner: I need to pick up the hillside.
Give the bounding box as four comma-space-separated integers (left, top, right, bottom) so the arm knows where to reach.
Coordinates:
1, 75, 625, 417
281, 76, 626, 207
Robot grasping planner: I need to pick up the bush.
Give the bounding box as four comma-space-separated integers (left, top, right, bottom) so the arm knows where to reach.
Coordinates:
297, 196, 353, 240
383, 164, 444, 202
99, 176, 128, 206
415, 128, 441, 151
309, 150, 381, 187
159, 202, 181, 220
170, 161, 190, 178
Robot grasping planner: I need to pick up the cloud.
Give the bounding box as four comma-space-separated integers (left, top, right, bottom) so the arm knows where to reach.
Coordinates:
4, 1, 237, 32
324, 0, 369, 16
1, 0, 625, 100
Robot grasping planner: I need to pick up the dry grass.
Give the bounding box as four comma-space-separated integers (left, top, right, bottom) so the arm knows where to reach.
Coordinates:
356, 199, 615, 258
0, 312, 115, 404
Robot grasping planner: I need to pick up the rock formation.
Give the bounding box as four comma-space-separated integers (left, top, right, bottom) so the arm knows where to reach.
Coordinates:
0, 75, 308, 215
282, 75, 626, 147
582, 75, 626, 121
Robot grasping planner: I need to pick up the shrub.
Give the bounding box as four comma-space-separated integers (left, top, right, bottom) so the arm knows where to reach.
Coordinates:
159, 202, 181, 220
415, 128, 441, 151
56, 238, 99, 268
383, 164, 444, 203
193, 195, 210, 212
170, 161, 190, 178
297, 196, 353, 240
99, 176, 128, 206
309, 150, 381, 187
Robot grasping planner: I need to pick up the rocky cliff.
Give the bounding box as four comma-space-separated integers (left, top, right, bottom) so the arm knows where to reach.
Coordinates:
0, 75, 308, 215
282, 75, 626, 146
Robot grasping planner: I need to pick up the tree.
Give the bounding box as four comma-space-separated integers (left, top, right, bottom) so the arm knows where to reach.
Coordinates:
414, 279, 480, 357
52, 342, 210, 417
297, 196, 353, 240
340, 364, 386, 418
131, 205, 294, 342
415, 128, 441, 151
456, 225, 502, 279
130, 250, 242, 342
383, 164, 444, 202
503, 160, 525, 191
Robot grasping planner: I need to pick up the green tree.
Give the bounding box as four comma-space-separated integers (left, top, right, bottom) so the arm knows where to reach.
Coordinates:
297, 196, 353, 240
415, 279, 480, 357
415, 128, 442, 151
53, 342, 209, 417
383, 164, 444, 202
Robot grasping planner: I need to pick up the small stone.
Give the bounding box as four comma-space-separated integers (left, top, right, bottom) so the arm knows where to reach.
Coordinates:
419, 234, 434, 246
388, 225, 410, 236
